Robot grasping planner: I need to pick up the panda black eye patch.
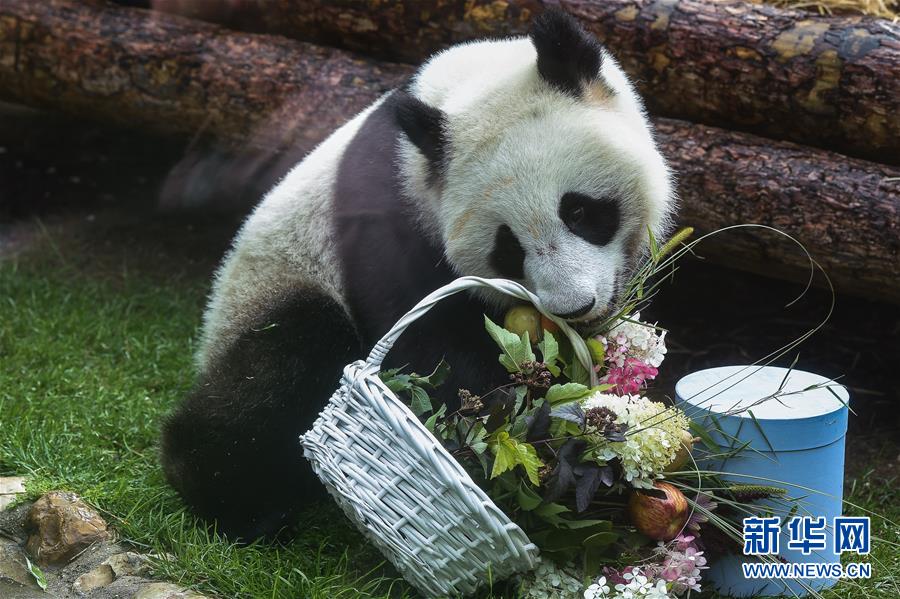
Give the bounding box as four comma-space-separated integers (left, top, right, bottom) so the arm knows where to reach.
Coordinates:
489, 224, 526, 279
559, 192, 620, 247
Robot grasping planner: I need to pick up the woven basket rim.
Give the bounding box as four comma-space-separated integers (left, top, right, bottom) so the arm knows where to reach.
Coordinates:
301, 277, 596, 596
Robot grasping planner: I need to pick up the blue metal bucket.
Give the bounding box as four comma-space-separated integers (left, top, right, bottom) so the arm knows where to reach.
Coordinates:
675, 366, 850, 597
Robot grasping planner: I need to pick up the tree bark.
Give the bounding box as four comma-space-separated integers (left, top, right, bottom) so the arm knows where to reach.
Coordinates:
0, 0, 411, 152
151, 0, 900, 164
656, 120, 900, 301
1, 0, 898, 300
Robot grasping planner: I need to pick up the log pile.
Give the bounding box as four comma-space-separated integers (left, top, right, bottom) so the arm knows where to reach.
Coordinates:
0, 0, 898, 301
150, 0, 900, 164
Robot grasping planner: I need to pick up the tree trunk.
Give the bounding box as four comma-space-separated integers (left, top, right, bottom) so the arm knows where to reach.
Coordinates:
1, 0, 898, 300
656, 120, 900, 301
149, 0, 900, 164
0, 0, 411, 152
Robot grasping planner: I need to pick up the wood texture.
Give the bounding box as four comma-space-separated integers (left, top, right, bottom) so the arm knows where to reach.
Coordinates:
655, 119, 900, 301
0, 0, 410, 152
159, 0, 900, 164
1, 0, 898, 299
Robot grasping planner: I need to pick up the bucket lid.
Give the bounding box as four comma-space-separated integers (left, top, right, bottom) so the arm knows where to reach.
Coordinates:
675, 366, 850, 451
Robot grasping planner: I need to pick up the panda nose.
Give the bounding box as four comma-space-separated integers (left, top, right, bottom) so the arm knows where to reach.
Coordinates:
553, 298, 596, 320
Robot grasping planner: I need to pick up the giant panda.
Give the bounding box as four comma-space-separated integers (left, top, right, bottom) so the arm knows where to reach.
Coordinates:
161, 9, 675, 542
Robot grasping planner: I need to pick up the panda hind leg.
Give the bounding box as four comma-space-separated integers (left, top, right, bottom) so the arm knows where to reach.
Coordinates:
160, 288, 361, 542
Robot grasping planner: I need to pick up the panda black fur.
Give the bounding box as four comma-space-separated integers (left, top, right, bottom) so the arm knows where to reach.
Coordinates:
161, 10, 675, 541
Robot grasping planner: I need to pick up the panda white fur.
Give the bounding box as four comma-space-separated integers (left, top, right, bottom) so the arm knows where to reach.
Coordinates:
161, 10, 674, 541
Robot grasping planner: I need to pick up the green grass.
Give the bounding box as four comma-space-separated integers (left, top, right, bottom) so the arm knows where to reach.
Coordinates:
0, 249, 412, 598
0, 240, 897, 599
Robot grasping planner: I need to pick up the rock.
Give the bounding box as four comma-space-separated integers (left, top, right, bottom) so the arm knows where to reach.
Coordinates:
132, 581, 209, 599
0, 540, 40, 588
72, 551, 152, 593
105, 551, 152, 578
73, 563, 114, 592
0, 477, 26, 511
0, 581, 46, 599
24, 491, 110, 566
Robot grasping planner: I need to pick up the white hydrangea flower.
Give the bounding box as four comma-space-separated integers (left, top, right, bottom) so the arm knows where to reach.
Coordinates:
581, 393, 690, 487
520, 559, 584, 599
603, 569, 676, 598
599, 312, 668, 368
584, 576, 611, 598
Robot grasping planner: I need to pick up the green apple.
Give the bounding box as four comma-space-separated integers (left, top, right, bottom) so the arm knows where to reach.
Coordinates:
504, 305, 542, 342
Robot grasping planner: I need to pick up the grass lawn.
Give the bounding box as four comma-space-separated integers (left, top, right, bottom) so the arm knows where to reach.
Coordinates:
0, 225, 897, 598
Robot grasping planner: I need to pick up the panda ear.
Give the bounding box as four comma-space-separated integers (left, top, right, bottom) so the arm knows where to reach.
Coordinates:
392, 90, 447, 179
530, 9, 606, 97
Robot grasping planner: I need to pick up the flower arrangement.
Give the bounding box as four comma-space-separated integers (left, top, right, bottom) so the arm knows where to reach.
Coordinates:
380, 228, 826, 598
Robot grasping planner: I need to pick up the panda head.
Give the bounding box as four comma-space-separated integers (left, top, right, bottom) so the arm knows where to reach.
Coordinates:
394, 9, 675, 323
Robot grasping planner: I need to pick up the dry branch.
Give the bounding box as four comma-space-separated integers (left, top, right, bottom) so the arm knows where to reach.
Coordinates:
153, 0, 900, 164
0, 0, 898, 299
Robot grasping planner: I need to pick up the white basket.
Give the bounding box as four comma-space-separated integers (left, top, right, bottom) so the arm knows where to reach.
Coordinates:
300, 277, 596, 598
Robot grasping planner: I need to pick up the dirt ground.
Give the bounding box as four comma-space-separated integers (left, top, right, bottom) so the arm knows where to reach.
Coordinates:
1, 101, 897, 482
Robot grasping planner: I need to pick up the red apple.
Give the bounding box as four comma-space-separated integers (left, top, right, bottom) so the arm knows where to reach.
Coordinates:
540, 314, 560, 335
628, 482, 689, 541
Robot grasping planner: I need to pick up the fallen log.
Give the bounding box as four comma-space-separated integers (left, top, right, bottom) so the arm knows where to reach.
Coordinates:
1, 0, 898, 300
658, 120, 900, 301
0, 0, 410, 150
145, 0, 900, 165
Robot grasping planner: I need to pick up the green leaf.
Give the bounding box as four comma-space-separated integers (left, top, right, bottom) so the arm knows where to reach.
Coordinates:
471, 441, 488, 455
490, 432, 519, 479
410, 359, 451, 388
564, 355, 592, 386
408, 386, 432, 417
475, 450, 492, 478
423, 404, 447, 432
514, 385, 528, 413
465, 420, 486, 445
24, 556, 47, 591
383, 374, 411, 393
484, 316, 535, 372
586, 337, 605, 366
516, 442, 543, 486
508, 412, 529, 438
379, 366, 403, 379
583, 531, 619, 547
516, 482, 543, 511
556, 518, 616, 530
538, 331, 560, 375
545, 382, 591, 405
488, 431, 544, 485
584, 545, 610, 579
534, 501, 570, 518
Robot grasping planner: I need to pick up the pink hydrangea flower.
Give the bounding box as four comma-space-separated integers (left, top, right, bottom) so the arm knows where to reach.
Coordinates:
594, 314, 667, 396
650, 534, 708, 594
600, 357, 659, 396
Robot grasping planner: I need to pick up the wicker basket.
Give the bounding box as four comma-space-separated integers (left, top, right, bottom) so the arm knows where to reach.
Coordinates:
300, 277, 596, 598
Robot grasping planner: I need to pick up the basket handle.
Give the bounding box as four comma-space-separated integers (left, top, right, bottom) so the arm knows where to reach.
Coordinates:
365, 276, 598, 386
